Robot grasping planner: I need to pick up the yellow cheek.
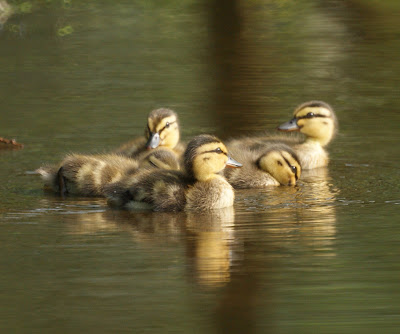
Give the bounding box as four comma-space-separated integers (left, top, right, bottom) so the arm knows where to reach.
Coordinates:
297, 119, 305, 127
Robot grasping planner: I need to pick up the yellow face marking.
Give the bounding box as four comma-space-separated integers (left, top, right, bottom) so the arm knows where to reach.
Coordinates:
196, 142, 228, 155
293, 106, 335, 145
259, 150, 301, 186
192, 142, 229, 181
155, 115, 177, 133
147, 118, 155, 132
146, 115, 179, 149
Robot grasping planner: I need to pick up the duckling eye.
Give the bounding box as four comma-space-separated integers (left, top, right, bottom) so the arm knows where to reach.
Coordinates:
165, 122, 170, 128
215, 147, 223, 154
291, 165, 297, 174
277, 161, 283, 166
306, 112, 315, 118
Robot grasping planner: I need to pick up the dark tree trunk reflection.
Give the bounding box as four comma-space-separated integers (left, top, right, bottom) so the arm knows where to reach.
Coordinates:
207, 0, 274, 139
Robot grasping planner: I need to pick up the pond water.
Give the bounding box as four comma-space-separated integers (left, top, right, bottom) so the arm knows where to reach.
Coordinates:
1, 1, 400, 333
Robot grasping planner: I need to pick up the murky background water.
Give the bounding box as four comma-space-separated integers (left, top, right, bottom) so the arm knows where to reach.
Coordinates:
1, 0, 400, 332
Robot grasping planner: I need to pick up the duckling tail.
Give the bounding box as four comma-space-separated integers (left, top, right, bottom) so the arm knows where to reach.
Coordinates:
36, 165, 69, 195
36, 165, 58, 188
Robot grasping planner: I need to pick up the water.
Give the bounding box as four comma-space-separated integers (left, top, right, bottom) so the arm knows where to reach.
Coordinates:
1, 1, 400, 333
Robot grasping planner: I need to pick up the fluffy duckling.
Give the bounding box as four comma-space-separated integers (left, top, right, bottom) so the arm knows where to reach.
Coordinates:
275, 101, 337, 169
104, 134, 242, 212
115, 108, 185, 157
229, 101, 337, 169
224, 143, 301, 188
37, 148, 180, 197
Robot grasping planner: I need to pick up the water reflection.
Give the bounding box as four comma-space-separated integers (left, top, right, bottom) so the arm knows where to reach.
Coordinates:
273, 168, 338, 255
0, 1, 12, 26
35, 166, 339, 287
234, 167, 339, 258
60, 206, 239, 289
185, 207, 237, 288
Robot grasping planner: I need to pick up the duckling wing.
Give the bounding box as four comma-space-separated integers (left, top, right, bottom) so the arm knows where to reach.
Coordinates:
135, 171, 188, 211
137, 148, 181, 171
105, 170, 188, 211
228, 133, 303, 151
114, 136, 147, 158
258, 132, 304, 146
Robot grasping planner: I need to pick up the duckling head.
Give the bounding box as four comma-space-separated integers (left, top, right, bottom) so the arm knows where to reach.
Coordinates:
145, 108, 180, 150
184, 134, 242, 182
257, 146, 301, 186
278, 101, 337, 146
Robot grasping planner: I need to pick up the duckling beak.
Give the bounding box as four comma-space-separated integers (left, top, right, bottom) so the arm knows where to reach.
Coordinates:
146, 132, 160, 149
226, 156, 242, 168
277, 118, 299, 132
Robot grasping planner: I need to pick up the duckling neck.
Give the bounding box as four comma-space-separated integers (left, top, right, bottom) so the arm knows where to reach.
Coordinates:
304, 135, 331, 147
195, 173, 221, 182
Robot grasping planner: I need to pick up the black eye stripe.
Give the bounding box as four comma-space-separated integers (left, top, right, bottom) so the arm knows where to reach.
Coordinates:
149, 121, 176, 135
296, 114, 327, 120
158, 121, 176, 134
200, 148, 227, 156
148, 159, 159, 168
281, 154, 298, 179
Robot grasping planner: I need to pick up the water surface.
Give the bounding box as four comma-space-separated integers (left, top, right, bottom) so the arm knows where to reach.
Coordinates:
1, 1, 400, 333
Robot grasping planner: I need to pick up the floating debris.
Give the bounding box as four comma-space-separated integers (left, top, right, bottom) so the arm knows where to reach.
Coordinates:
0, 137, 24, 149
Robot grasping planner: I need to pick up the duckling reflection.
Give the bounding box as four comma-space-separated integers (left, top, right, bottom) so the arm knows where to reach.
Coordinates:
235, 167, 338, 255
64, 209, 185, 243
115, 108, 185, 158
184, 206, 239, 288
59, 205, 238, 288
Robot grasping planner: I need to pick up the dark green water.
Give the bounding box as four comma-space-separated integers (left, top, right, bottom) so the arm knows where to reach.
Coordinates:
1, 1, 400, 333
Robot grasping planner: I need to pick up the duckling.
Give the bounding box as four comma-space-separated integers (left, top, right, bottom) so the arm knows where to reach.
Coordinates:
229, 101, 337, 169
37, 154, 140, 197
275, 100, 337, 169
115, 108, 185, 158
104, 134, 242, 212
37, 148, 180, 197
224, 143, 301, 188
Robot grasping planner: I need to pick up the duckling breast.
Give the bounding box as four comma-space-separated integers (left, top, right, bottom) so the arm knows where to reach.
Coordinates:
295, 142, 328, 169
185, 177, 234, 211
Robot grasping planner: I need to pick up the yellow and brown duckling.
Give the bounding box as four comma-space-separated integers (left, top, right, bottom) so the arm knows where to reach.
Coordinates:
104, 134, 242, 212
37, 148, 180, 197
224, 143, 301, 188
229, 101, 337, 170
115, 108, 185, 158
275, 100, 337, 169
